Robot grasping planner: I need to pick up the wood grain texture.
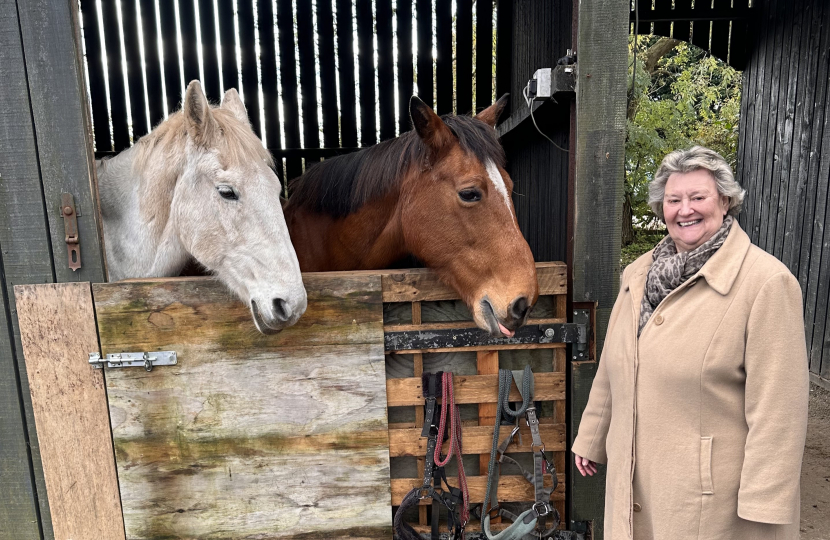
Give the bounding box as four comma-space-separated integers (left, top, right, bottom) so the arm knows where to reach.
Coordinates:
16, 0, 106, 284
390, 423, 565, 456
94, 274, 383, 353
0, 1, 54, 535
381, 263, 567, 302
14, 283, 125, 540
386, 372, 565, 406
95, 275, 392, 539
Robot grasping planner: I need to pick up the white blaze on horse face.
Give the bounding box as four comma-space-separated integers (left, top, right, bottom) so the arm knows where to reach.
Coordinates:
485, 159, 516, 224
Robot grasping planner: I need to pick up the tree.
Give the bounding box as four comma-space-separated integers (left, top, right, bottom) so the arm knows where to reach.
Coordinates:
624, 36, 741, 245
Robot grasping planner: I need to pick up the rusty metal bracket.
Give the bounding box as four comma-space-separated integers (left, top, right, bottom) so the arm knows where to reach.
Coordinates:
60, 193, 81, 271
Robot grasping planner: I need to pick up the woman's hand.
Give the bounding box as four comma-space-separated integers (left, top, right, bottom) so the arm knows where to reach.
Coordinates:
574, 453, 598, 477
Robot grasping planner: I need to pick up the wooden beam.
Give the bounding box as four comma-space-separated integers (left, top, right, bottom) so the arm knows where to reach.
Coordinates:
15, 283, 125, 540
386, 372, 565, 406
390, 422, 566, 456
573, 0, 629, 535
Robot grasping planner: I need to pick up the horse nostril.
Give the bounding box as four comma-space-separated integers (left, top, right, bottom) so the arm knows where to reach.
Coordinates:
509, 296, 531, 322
272, 298, 290, 322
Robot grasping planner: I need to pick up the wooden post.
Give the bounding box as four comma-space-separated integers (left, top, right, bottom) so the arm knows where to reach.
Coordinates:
15, 283, 125, 540
570, 0, 629, 535
0, 1, 107, 536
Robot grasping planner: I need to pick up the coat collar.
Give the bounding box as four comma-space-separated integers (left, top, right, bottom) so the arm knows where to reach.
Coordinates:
624, 219, 751, 298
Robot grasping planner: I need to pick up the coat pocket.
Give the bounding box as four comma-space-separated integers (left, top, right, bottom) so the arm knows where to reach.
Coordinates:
700, 437, 714, 495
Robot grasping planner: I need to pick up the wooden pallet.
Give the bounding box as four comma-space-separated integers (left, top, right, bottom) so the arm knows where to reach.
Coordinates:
383, 262, 568, 534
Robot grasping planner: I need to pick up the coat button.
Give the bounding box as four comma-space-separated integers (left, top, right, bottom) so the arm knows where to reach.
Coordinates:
633, 503, 642, 512
654, 314, 664, 326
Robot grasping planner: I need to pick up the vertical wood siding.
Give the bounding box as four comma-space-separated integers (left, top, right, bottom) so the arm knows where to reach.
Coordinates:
737, 0, 830, 384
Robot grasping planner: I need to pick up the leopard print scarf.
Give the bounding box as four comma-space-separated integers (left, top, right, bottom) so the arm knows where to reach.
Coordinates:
638, 215, 733, 336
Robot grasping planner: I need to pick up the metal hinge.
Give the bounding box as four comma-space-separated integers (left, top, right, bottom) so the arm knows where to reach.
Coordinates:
571, 309, 591, 361
60, 193, 81, 271
88, 351, 177, 371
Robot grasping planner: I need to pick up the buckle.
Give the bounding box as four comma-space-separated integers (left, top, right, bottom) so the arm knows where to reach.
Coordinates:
532, 501, 553, 517
418, 487, 433, 500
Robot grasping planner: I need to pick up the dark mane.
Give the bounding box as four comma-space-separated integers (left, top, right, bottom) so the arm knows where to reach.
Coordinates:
286, 114, 506, 218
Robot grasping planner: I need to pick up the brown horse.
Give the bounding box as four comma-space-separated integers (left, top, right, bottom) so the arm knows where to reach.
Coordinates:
284, 96, 538, 337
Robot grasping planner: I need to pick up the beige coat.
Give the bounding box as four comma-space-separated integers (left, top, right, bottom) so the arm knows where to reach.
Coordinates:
572, 221, 809, 540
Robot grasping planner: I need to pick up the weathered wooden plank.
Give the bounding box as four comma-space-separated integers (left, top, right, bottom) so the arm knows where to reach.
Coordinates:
107, 342, 390, 539
93, 274, 382, 352
391, 473, 565, 505
386, 372, 565, 406
238, 0, 261, 137
384, 317, 565, 333
396, 0, 414, 134
0, 4, 55, 534
381, 262, 567, 302
336, 0, 359, 148
376, 0, 395, 141
258, 0, 282, 152
416, 0, 433, 107
477, 350, 500, 482
390, 422, 565, 456
297, 0, 320, 164
574, 0, 627, 361
435, 0, 453, 115
15, 283, 125, 540
356, 0, 377, 147
276, 0, 302, 180
17, 0, 107, 284
475, 0, 493, 112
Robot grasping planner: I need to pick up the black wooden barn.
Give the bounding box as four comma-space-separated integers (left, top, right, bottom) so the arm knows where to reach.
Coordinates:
633, 0, 830, 390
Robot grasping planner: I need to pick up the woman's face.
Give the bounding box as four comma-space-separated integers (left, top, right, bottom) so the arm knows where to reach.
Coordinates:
663, 169, 730, 253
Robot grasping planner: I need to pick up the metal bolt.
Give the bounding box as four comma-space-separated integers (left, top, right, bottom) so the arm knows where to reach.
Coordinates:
544, 328, 555, 338
63, 206, 73, 215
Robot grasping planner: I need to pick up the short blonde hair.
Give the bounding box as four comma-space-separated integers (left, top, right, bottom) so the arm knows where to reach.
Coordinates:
648, 146, 745, 221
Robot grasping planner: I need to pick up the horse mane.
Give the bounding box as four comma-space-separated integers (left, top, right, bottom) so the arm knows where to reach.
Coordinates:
131, 106, 273, 192
286, 114, 506, 218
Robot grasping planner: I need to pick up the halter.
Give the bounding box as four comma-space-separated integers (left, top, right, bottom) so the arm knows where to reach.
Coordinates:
480, 366, 560, 540
394, 371, 469, 540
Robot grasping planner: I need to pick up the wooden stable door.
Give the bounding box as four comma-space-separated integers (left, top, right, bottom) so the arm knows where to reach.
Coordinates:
15, 263, 575, 539
16, 276, 393, 540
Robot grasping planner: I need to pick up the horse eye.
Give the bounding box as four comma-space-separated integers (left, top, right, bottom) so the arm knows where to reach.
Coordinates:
217, 185, 239, 201
458, 188, 482, 203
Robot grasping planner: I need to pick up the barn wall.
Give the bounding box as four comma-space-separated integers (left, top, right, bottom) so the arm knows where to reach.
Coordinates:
499, 0, 573, 263
736, 0, 830, 386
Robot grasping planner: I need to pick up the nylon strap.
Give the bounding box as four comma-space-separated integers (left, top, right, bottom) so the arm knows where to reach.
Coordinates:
481, 366, 560, 540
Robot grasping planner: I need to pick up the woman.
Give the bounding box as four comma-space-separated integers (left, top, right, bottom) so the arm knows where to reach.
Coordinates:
572, 146, 809, 539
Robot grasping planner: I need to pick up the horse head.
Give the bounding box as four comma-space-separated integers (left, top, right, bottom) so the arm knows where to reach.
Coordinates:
401, 96, 539, 337
175, 81, 307, 333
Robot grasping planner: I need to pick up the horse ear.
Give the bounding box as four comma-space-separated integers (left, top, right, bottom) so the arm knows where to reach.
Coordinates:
184, 80, 218, 146
476, 94, 509, 127
221, 88, 250, 125
409, 96, 454, 158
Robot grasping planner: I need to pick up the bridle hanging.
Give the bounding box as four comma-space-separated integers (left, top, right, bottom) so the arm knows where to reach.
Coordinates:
480, 366, 560, 540
394, 371, 469, 540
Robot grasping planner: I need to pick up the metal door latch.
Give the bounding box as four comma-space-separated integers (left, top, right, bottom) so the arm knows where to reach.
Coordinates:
60, 193, 81, 271
88, 351, 177, 371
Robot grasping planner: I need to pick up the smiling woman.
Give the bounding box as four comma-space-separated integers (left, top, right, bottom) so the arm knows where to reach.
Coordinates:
572, 145, 810, 540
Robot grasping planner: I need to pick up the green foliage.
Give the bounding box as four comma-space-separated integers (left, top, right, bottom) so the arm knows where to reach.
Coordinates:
625, 36, 742, 230
621, 228, 668, 268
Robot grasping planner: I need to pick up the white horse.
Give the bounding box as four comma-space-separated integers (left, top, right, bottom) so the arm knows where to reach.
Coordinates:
96, 80, 306, 334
